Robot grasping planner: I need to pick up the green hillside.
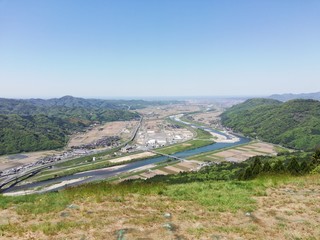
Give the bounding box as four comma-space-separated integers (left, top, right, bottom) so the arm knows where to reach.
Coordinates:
0, 96, 179, 115
221, 98, 320, 150
0, 96, 146, 155
0, 114, 77, 155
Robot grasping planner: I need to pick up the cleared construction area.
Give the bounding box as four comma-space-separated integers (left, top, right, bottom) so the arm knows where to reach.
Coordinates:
0, 150, 61, 172
68, 120, 138, 148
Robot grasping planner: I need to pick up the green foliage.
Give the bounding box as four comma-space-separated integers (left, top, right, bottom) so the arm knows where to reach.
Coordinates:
272, 160, 285, 173
238, 157, 263, 180
0, 114, 71, 155
0, 96, 144, 155
311, 146, 320, 166
221, 98, 320, 150
241, 167, 253, 180
237, 150, 320, 180
286, 158, 300, 175
311, 165, 320, 174
262, 161, 271, 172
0, 96, 180, 114
195, 128, 213, 139
163, 181, 258, 212
299, 161, 310, 174
251, 158, 262, 176
143, 161, 247, 184
157, 139, 214, 155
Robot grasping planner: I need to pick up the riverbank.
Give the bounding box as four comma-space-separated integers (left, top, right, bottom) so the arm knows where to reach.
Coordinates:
170, 114, 240, 143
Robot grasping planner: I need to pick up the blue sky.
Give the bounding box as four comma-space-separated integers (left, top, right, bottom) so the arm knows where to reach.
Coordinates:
0, 0, 319, 98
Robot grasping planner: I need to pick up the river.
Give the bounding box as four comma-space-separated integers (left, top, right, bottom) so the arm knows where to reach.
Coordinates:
2, 116, 250, 194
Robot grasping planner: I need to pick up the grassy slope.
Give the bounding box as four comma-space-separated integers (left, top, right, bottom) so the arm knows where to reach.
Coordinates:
0, 174, 319, 239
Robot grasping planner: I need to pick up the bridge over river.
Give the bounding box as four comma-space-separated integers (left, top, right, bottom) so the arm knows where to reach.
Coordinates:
148, 150, 187, 162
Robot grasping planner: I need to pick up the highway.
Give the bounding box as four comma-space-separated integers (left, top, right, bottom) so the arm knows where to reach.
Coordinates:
0, 116, 143, 191
0, 164, 53, 190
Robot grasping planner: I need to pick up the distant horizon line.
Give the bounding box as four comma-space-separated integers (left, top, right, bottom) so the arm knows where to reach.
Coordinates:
1, 91, 320, 101
1, 94, 267, 101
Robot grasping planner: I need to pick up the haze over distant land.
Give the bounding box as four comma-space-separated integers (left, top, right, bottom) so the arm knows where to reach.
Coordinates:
0, 1, 319, 98
269, 92, 320, 102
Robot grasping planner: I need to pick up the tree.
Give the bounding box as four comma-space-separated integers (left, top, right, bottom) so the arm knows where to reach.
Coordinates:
251, 157, 262, 176
262, 162, 271, 172
311, 147, 320, 166
272, 160, 285, 173
287, 158, 300, 175
299, 161, 310, 174
241, 167, 253, 180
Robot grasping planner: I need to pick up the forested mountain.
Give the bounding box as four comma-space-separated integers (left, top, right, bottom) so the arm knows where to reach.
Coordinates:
0, 96, 177, 115
221, 98, 320, 150
25, 95, 174, 110
0, 96, 162, 155
0, 114, 82, 155
269, 92, 320, 102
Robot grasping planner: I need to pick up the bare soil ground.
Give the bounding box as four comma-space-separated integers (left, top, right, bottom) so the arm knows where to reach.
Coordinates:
164, 161, 200, 173
121, 160, 201, 182
1, 175, 319, 239
0, 150, 60, 171
191, 111, 222, 126
68, 120, 138, 148
108, 152, 156, 164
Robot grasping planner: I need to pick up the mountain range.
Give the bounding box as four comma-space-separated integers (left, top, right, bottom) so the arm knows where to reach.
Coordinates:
269, 92, 320, 102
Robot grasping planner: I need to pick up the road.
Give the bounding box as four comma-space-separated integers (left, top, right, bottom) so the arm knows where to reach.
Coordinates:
0, 117, 143, 191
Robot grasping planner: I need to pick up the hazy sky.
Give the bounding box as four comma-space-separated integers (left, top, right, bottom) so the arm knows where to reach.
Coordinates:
0, 0, 320, 98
